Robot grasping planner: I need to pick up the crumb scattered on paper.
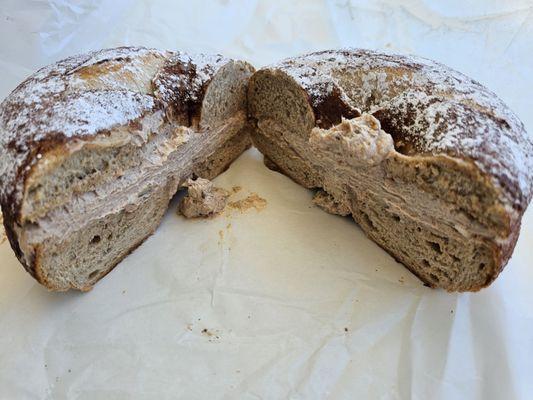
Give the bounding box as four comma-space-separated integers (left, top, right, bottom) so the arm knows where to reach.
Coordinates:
178, 178, 229, 219
228, 193, 267, 213
231, 186, 242, 193
201, 328, 221, 341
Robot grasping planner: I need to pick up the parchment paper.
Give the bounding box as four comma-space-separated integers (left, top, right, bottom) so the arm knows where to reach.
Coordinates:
0, 1, 532, 399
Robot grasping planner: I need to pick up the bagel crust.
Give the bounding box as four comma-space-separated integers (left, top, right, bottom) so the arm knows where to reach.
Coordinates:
249, 49, 533, 291
0, 46, 254, 290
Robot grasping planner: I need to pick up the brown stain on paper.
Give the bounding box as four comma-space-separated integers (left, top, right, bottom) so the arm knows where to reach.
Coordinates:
201, 328, 221, 341
228, 193, 267, 213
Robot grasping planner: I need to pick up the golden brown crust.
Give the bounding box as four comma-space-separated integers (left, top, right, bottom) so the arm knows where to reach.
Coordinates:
33, 244, 48, 289
2, 210, 32, 278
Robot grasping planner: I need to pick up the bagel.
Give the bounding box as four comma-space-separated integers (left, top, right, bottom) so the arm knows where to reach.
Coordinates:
1, 47, 531, 292
248, 49, 533, 292
0, 46, 254, 291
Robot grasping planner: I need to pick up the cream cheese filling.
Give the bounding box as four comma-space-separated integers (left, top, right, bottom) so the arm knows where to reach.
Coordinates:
19, 112, 246, 249
310, 114, 394, 166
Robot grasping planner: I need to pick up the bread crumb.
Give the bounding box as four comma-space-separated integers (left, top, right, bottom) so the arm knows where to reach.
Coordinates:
178, 178, 229, 218
228, 193, 267, 213
231, 186, 242, 193
201, 328, 221, 341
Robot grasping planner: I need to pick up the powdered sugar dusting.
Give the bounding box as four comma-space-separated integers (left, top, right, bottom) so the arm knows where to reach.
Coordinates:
71, 47, 168, 73
272, 49, 533, 208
